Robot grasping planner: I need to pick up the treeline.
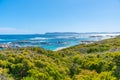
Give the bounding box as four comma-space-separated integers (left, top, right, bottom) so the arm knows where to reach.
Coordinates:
0, 36, 120, 80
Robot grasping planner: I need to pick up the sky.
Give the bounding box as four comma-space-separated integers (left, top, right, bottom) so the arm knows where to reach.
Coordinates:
0, 0, 120, 34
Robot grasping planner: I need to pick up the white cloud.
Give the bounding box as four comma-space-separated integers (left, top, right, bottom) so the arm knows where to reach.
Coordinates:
0, 27, 16, 31
0, 27, 28, 34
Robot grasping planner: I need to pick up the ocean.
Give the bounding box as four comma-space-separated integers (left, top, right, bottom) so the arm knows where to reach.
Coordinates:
0, 33, 119, 51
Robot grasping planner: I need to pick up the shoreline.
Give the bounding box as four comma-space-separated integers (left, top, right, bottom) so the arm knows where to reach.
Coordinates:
0, 34, 119, 51
53, 35, 120, 51
53, 46, 68, 51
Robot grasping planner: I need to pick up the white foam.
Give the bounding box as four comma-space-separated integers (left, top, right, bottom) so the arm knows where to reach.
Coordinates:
92, 34, 120, 37
56, 36, 75, 39
30, 37, 47, 40
54, 46, 68, 51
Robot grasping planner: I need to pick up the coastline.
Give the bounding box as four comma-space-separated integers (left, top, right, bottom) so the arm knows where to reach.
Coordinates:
0, 33, 119, 51
53, 46, 68, 51
53, 35, 120, 51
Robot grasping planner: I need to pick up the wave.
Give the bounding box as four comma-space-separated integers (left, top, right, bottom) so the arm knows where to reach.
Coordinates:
55, 36, 76, 39
30, 37, 48, 40
54, 46, 68, 51
0, 39, 5, 41
91, 34, 120, 37
0, 39, 17, 41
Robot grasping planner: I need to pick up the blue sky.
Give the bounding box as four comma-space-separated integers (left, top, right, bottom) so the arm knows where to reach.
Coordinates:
0, 0, 120, 34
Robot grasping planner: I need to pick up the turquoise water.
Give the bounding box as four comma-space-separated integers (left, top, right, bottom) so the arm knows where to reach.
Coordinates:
0, 33, 119, 50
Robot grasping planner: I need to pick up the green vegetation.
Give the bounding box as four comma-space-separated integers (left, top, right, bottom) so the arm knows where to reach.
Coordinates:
1, 36, 120, 80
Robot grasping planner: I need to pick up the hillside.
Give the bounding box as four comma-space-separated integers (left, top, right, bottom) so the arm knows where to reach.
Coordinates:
0, 36, 120, 80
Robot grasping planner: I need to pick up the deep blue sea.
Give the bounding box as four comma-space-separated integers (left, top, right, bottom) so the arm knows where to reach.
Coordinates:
0, 33, 119, 51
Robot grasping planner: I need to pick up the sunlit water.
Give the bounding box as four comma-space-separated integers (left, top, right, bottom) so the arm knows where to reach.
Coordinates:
0, 33, 119, 51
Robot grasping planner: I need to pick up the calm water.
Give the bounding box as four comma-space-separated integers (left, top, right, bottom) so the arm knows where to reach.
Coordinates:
0, 33, 119, 50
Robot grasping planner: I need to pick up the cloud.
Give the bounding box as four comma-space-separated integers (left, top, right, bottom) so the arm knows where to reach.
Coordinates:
0, 27, 28, 34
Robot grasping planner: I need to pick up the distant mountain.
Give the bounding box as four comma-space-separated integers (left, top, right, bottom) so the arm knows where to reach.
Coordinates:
45, 32, 120, 35
45, 32, 79, 35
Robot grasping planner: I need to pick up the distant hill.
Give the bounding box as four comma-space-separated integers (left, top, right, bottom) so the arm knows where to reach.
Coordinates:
45, 32, 120, 35
45, 32, 79, 35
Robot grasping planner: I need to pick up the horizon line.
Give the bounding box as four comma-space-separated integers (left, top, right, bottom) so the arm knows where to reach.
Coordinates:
0, 32, 120, 35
